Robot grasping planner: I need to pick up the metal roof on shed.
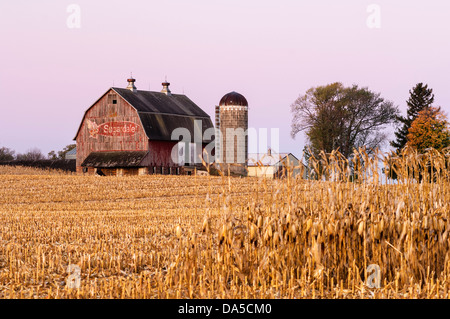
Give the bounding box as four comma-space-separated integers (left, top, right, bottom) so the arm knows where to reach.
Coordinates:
65, 147, 77, 160
247, 152, 301, 167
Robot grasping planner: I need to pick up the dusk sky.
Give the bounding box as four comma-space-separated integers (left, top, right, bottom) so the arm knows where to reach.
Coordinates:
1, 1, 449, 158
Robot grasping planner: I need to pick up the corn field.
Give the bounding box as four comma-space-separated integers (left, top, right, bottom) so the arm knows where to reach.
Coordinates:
1, 147, 450, 299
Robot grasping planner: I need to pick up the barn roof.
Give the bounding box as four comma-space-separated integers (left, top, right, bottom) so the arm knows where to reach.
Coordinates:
81, 151, 149, 168
113, 88, 213, 142
74, 87, 214, 143
248, 152, 289, 167
112, 88, 210, 118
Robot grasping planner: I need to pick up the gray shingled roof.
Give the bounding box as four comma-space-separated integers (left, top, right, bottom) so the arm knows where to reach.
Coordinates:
137, 113, 212, 142
113, 88, 213, 143
113, 88, 210, 118
81, 151, 148, 167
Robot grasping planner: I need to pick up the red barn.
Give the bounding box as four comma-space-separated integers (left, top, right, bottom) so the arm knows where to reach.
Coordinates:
74, 78, 214, 176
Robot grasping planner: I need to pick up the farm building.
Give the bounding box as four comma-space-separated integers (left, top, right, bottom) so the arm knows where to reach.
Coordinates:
65, 147, 77, 160
248, 149, 306, 179
74, 78, 214, 176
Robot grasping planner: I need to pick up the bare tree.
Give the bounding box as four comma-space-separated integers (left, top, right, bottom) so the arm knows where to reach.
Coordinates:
16, 148, 46, 161
0, 147, 15, 162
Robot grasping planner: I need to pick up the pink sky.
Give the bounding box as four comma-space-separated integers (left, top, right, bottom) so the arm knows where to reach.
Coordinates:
1, 0, 449, 159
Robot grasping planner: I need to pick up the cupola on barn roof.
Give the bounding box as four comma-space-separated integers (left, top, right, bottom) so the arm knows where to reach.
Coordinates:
219, 91, 248, 107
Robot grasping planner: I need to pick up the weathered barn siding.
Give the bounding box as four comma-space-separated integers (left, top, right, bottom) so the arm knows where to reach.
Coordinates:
76, 89, 148, 173
147, 140, 178, 167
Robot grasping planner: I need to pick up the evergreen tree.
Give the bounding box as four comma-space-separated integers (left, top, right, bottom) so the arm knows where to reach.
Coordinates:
391, 83, 434, 152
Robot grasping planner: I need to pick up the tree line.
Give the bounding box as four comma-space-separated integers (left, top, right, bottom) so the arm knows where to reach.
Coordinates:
0, 144, 76, 166
2, 85, 449, 178
291, 82, 450, 173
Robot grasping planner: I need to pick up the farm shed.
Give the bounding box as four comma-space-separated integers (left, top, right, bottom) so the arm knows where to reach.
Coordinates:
248, 149, 306, 179
74, 78, 214, 175
65, 147, 77, 160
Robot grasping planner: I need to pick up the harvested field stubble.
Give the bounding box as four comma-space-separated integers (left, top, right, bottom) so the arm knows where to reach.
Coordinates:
1, 147, 450, 299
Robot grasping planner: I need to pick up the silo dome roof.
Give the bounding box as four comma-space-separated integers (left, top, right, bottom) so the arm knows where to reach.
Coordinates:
219, 91, 248, 107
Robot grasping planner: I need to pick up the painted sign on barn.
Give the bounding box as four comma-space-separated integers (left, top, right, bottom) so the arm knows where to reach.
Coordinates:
87, 120, 140, 138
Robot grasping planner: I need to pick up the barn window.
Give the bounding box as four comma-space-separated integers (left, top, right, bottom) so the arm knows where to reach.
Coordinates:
108, 94, 117, 105
152, 167, 156, 174
161, 167, 164, 175
169, 167, 172, 175
176, 167, 180, 175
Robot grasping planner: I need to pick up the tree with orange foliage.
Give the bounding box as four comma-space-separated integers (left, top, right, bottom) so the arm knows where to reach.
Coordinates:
406, 106, 450, 153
